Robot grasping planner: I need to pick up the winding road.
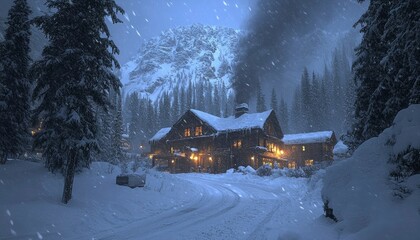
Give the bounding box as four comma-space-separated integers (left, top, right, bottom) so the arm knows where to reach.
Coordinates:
88, 174, 326, 240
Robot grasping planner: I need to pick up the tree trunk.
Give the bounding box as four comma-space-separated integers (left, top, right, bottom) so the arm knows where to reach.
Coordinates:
62, 150, 77, 204
0, 153, 7, 164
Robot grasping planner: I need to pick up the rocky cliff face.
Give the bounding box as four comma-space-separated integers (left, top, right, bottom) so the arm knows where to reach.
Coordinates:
120, 24, 240, 102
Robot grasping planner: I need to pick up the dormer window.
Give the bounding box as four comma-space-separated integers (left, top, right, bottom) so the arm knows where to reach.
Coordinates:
195, 126, 203, 136
184, 128, 191, 137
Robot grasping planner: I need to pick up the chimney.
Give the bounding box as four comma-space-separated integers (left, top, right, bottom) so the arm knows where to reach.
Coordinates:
235, 103, 249, 118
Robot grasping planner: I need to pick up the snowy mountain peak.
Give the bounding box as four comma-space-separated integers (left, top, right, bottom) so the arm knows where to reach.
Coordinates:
120, 24, 240, 101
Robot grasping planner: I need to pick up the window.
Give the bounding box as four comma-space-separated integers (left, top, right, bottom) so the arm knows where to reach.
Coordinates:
195, 126, 203, 136
305, 159, 314, 166
233, 140, 242, 149
184, 128, 191, 137
288, 161, 296, 169
302, 146, 306, 151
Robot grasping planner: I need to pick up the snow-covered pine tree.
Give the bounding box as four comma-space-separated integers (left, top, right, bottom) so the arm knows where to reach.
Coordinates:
0, 0, 31, 164
256, 79, 266, 112
348, 0, 391, 150
30, 0, 123, 203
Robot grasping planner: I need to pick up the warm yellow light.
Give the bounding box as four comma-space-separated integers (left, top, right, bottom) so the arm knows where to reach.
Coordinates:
171, 160, 175, 164
190, 154, 194, 160
194, 156, 198, 161
149, 154, 153, 159
251, 156, 255, 160
280, 150, 284, 155
209, 157, 212, 161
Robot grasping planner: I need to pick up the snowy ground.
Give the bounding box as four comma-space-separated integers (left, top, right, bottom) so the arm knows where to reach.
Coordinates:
0, 160, 336, 240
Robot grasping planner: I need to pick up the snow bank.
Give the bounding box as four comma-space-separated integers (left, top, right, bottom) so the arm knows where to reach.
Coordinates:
0, 161, 199, 239
322, 104, 420, 240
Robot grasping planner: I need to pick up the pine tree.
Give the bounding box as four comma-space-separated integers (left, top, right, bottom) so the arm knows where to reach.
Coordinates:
128, 93, 141, 152
110, 92, 123, 165
270, 88, 278, 113
31, 0, 123, 203
213, 82, 221, 116
291, 88, 303, 133
310, 72, 321, 131
256, 79, 266, 112
300, 67, 311, 131
278, 97, 289, 134
348, 0, 391, 149
172, 86, 180, 123
0, 0, 31, 164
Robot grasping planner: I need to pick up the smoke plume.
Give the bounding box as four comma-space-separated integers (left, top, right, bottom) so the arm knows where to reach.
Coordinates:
233, 0, 357, 104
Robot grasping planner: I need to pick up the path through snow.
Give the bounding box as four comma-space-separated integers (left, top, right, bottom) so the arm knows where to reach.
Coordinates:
0, 161, 337, 240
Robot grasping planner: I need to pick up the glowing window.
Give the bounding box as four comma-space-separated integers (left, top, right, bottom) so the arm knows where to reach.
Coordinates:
184, 128, 191, 137
302, 146, 306, 151
288, 161, 296, 169
195, 126, 203, 136
233, 140, 242, 149
305, 159, 314, 166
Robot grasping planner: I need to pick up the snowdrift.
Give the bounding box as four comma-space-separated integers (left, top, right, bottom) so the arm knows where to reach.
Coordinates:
322, 104, 420, 240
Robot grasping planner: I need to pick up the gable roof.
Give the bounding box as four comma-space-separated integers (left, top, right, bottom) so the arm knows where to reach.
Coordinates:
150, 127, 171, 142
149, 109, 278, 142
189, 109, 273, 133
282, 131, 335, 145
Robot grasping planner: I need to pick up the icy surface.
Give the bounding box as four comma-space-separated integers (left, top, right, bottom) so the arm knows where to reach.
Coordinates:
283, 131, 334, 145
322, 104, 420, 240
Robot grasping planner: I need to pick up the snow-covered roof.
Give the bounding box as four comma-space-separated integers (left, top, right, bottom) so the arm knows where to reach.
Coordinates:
283, 131, 334, 145
189, 109, 273, 133
150, 127, 171, 142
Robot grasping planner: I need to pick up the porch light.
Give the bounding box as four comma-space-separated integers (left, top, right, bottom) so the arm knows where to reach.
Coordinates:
209, 157, 212, 161
251, 156, 255, 160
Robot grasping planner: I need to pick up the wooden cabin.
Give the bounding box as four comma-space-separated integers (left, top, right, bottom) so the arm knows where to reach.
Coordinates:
282, 131, 337, 168
149, 104, 286, 173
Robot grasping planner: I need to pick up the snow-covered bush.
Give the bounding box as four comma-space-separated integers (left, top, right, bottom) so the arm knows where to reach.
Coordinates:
284, 167, 306, 178
256, 164, 272, 176
236, 166, 256, 175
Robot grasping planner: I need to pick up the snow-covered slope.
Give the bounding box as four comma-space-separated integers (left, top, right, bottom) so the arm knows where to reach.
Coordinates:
120, 24, 240, 101
322, 104, 420, 239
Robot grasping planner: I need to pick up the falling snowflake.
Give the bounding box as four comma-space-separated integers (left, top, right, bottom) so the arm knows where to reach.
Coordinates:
132, 11, 136, 16
223, 1, 228, 6
37, 232, 43, 239
145, 18, 149, 23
